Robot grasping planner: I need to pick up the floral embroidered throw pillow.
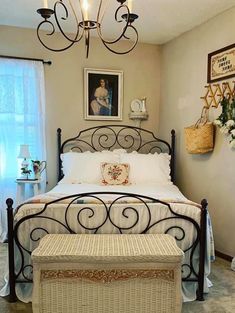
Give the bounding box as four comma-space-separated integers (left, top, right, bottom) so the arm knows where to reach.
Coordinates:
101, 162, 130, 185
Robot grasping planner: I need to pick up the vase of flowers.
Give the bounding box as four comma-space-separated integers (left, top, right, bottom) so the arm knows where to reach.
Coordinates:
32, 160, 46, 179
214, 97, 235, 149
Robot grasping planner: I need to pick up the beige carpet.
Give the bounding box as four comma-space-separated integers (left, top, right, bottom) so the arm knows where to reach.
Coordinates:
0, 243, 235, 313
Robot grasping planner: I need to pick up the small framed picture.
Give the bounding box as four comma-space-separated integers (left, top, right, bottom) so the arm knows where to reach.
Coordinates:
84, 68, 123, 120
207, 43, 235, 83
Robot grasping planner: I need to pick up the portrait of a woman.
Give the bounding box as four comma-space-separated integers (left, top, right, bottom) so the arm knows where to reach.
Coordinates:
85, 68, 123, 120
90, 79, 111, 116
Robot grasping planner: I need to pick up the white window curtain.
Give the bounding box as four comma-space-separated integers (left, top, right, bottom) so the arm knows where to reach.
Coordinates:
0, 58, 46, 242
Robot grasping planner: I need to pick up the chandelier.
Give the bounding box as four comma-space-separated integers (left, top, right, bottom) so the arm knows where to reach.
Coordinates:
37, 0, 139, 58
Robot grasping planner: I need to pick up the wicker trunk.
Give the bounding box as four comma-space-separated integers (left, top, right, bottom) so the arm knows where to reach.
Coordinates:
32, 234, 184, 313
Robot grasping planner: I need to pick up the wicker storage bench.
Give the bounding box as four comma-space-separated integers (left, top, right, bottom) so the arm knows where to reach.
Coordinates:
32, 234, 184, 313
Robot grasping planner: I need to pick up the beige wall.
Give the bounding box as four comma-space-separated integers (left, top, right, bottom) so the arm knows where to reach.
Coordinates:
0, 25, 161, 189
160, 7, 235, 257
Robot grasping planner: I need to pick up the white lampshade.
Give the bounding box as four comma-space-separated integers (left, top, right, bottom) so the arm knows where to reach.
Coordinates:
18, 144, 31, 159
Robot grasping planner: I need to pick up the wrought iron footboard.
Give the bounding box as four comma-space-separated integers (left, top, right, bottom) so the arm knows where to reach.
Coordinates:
6, 192, 207, 302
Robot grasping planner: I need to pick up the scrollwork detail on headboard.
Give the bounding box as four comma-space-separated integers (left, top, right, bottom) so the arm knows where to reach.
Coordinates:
57, 125, 175, 182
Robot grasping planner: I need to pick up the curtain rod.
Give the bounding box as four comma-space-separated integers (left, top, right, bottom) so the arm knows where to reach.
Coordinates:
0, 55, 52, 65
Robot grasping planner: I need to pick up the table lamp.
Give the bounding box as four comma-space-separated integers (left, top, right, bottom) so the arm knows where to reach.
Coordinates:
18, 144, 31, 178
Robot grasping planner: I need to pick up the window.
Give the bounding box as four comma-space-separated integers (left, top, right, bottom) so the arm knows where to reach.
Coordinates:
0, 58, 46, 241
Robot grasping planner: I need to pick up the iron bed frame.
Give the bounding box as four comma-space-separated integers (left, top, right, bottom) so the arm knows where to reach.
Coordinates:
6, 125, 207, 303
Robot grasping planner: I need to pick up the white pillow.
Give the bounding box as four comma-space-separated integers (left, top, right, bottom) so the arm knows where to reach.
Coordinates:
100, 149, 127, 154
112, 149, 127, 154
119, 152, 171, 184
61, 151, 120, 184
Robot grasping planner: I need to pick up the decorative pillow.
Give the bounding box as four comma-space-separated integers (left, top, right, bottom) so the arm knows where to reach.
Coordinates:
60, 151, 120, 184
101, 162, 130, 185
119, 152, 171, 184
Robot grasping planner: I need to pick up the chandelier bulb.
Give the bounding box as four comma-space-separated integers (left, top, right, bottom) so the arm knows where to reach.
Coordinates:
82, 0, 89, 20
127, 0, 133, 13
43, 0, 48, 9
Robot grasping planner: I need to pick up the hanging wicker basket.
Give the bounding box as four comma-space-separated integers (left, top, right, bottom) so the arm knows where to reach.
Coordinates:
184, 108, 214, 154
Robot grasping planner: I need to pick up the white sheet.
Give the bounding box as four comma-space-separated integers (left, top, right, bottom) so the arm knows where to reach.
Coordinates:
53, 182, 188, 202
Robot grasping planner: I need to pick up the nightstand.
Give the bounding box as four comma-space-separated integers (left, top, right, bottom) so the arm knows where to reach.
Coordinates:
15, 179, 43, 205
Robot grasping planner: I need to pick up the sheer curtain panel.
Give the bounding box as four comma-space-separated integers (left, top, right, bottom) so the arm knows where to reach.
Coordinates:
0, 58, 46, 242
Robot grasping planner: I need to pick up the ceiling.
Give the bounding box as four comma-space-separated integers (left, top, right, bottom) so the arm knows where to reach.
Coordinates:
0, 0, 235, 44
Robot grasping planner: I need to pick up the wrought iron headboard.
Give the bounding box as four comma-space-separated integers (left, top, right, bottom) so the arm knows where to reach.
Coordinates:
57, 125, 176, 183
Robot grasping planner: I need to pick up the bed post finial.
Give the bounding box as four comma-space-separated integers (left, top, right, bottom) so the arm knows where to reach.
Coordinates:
170, 129, 175, 184
197, 198, 208, 301
6, 198, 17, 302
201, 199, 208, 209
6, 198, 13, 207
57, 128, 62, 182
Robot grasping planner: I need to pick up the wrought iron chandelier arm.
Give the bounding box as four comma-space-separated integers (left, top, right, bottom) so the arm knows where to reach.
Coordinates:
37, 1, 85, 52
100, 24, 138, 55
97, 4, 130, 45
37, 20, 77, 52
53, 0, 84, 43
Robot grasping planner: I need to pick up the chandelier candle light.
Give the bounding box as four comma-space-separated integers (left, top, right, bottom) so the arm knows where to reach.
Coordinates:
37, 0, 139, 58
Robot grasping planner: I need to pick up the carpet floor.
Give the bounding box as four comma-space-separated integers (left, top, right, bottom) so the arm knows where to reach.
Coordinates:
0, 243, 235, 313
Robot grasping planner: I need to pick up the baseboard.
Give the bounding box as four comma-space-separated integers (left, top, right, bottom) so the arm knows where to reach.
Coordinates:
215, 250, 233, 262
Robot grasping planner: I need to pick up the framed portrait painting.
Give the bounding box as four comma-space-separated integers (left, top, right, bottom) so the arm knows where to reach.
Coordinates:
84, 68, 123, 120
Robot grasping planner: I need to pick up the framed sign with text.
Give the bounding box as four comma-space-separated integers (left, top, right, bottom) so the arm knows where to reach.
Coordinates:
207, 43, 235, 83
